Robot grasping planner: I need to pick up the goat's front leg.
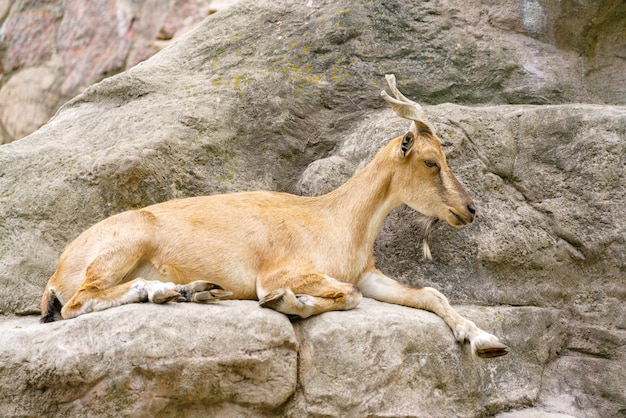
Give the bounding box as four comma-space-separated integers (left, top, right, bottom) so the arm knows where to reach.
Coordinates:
257, 269, 362, 318
176, 281, 232, 303
357, 269, 508, 358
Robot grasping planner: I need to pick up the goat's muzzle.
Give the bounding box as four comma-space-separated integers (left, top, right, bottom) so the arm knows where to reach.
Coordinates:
449, 204, 476, 226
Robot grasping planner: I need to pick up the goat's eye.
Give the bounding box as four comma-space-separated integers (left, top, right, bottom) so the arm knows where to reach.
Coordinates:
424, 160, 439, 168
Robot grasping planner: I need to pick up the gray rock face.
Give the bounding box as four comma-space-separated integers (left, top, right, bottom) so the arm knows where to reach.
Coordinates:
0, 0, 239, 143
0, 0, 624, 416
288, 301, 565, 417
0, 302, 298, 417
0, 300, 564, 418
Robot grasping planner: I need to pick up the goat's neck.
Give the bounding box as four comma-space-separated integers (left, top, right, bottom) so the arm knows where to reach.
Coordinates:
318, 156, 401, 252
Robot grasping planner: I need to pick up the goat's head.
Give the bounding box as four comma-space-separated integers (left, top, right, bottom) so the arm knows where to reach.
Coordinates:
381, 75, 475, 258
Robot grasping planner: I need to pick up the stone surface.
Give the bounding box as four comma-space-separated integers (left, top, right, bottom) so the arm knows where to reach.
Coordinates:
0, 0, 239, 142
0, 66, 60, 139
288, 300, 565, 417
1, 0, 625, 142
496, 409, 578, 418
296, 155, 356, 196
0, 0, 624, 416
0, 300, 563, 417
1, 7, 57, 71
0, 301, 298, 417
57, 0, 134, 95
538, 354, 626, 418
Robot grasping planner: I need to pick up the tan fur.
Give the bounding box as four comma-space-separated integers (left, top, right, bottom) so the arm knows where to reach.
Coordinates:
40, 75, 507, 358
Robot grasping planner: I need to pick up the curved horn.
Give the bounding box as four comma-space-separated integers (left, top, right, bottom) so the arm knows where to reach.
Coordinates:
381, 74, 435, 135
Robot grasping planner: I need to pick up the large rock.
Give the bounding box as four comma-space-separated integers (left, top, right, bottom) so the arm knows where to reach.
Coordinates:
0, 300, 563, 417
0, 66, 60, 139
288, 300, 565, 417
0, 0, 624, 416
1, 0, 625, 142
0, 302, 298, 417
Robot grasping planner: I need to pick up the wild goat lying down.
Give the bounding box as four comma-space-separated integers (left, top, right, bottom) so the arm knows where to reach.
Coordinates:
41, 75, 508, 358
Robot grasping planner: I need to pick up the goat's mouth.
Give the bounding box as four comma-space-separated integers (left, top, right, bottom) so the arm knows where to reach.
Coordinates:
448, 210, 470, 227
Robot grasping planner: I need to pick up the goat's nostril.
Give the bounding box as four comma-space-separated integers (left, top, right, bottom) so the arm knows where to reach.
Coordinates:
467, 204, 476, 215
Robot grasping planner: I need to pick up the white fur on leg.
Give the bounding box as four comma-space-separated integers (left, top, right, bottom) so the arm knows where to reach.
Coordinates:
142, 281, 178, 303
452, 318, 478, 343
79, 282, 149, 315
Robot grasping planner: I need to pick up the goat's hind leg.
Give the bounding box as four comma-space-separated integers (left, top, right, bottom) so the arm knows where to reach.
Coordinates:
59, 242, 185, 319
60, 277, 181, 319
258, 270, 362, 318
62, 278, 231, 319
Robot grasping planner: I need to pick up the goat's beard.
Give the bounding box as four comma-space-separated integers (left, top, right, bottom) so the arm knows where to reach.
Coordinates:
417, 216, 439, 261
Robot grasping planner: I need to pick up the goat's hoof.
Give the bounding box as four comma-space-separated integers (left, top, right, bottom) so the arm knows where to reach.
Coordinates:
191, 289, 233, 302
475, 340, 509, 358
177, 281, 231, 303
152, 289, 181, 304
259, 289, 286, 309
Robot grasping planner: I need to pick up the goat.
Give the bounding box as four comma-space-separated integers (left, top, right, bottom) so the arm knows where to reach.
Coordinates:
40, 75, 508, 358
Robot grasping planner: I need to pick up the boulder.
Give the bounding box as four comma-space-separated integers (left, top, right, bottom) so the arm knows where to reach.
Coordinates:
288, 300, 565, 417
0, 0, 624, 416
0, 300, 563, 417
0, 302, 298, 417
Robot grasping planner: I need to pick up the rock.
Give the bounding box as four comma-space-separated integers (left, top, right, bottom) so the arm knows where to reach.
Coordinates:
0, 300, 562, 417
496, 408, 578, 418
0, 0, 11, 21
57, 0, 134, 95
1, 7, 57, 71
0, 0, 238, 141
288, 300, 565, 417
0, 301, 298, 417
296, 155, 355, 196
538, 354, 626, 418
1, 0, 624, 142
0, 67, 60, 139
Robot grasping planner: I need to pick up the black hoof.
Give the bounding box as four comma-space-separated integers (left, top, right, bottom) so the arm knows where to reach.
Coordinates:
476, 343, 509, 358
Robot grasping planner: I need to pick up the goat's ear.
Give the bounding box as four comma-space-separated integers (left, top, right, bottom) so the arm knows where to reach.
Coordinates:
400, 131, 415, 157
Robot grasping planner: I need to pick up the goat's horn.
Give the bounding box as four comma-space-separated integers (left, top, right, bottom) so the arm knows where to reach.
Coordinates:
381, 74, 435, 135
385, 74, 416, 105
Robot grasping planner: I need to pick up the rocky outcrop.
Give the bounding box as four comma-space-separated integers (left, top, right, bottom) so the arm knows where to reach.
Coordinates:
0, 0, 624, 416
0, 300, 565, 417
0, 302, 298, 417
0, 0, 239, 143
2, 0, 625, 143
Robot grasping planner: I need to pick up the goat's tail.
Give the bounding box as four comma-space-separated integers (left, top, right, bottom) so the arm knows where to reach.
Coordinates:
40, 285, 63, 323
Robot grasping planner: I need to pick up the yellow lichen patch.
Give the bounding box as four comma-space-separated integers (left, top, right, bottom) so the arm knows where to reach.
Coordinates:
232, 74, 250, 90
